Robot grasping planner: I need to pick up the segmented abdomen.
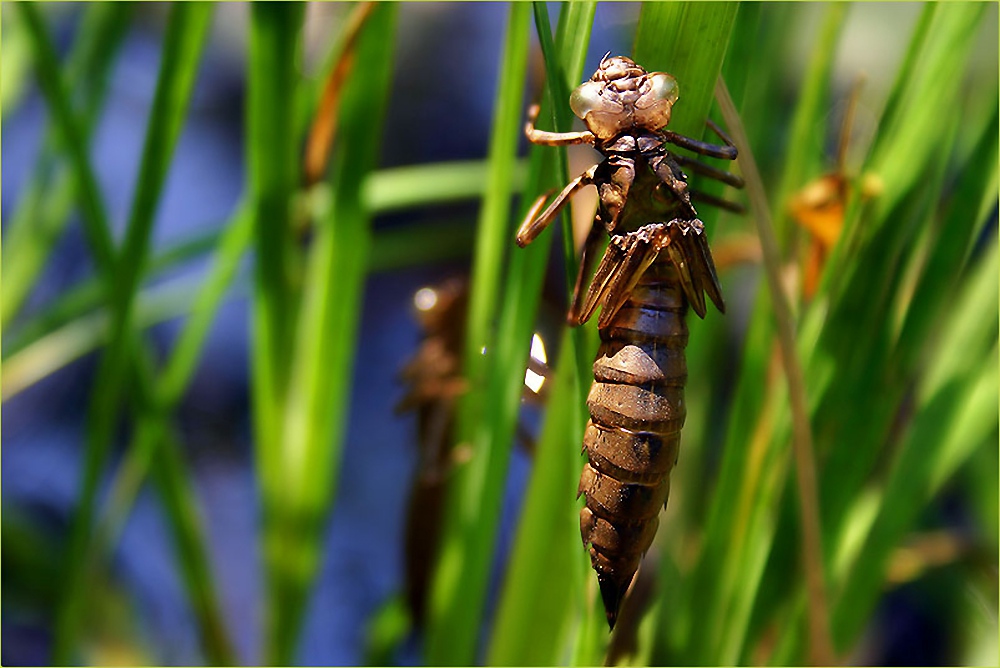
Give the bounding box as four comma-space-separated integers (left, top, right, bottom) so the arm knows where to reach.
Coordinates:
578, 256, 688, 622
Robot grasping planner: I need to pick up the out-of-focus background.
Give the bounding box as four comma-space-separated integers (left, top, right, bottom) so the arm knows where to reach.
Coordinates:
2, 3, 997, 666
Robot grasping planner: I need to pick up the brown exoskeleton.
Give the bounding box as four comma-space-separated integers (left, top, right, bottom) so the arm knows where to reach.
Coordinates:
516, 55, 742, 628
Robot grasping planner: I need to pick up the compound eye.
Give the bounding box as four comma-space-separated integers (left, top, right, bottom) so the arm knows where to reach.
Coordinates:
569, 81, 606, 120
649, 73, 679, 105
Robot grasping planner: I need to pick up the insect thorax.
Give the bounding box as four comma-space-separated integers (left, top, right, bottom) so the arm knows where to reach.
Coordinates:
596, 137, 689, 235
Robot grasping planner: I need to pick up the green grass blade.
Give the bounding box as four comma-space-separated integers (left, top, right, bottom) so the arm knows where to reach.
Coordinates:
158, 204, 252, 405
90, 205, 252, 664
835, 3, 987, 265
458, 2, 533, 436
537, 5, 604, 661
1, 276, 214, 401
16, 6, 232, 662
425, 4, 596, 663
150, 429, 239, 664
487, 333, 603, 666
831, 238, 998, 651
17, 2, 118, 275
6, 157, 509, 365
367, 220, 475, 272
2, 2, 133, 323
892, 104, 998, 371
769, 3, 849, 250
424, 6, 533, 664
247, 4, 305, 534
19, 3, 216, 660
532, 1, 598, 413
1, 3, 34, 117
634, 2, 738, 140
629, 5, 748, 664
487, 331, 591, 666
363, 159, 527, 213
741, 6, 996, 661
246, 2, 306, 661
264, 5, 397, 662
715, 78, 835, 665
808, 5, 990, 552
72, 203, 252, 664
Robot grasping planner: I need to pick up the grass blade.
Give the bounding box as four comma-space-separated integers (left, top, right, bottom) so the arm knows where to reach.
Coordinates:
2, 2, 133, 323
485, 4, 598, 662
769, 3, 849, 250
263, 4, 398, 662
634, 2, 738, 140
717, 78, 834, 665
424, 6, 534, 664
246, 2, 306, 661
629, 5, 749, 664
821, 240, 999, 655
486, 331, 594, 666
426, 3, 599, 663
18, 3, 217, 660
247, 4, 304, 532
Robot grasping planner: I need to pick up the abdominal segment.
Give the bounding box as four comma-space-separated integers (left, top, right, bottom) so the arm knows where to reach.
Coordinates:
578, 258, 688, 627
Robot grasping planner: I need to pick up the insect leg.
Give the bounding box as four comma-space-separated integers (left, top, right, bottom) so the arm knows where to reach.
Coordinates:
647, 151, 697, 217
568, 216, 610, 326
689, 189, 746, 215
706, 119, 738, 152
596, 155, 637, 232
515, 165, 597, 247
525, 103, 596, 146
664, 119, 738, 160
671, 154, 744, 189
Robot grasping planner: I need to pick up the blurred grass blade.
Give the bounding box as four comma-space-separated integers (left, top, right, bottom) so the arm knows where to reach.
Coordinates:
1, 277, 213, 401
3, 229, 221, 361
458, 2, 533, 438
92, 207, 252, 666
150, 429, 239, 664
246, 2, 306, 662
808, 5, 991, 555
6, 157, 516, 369
1, 3, 34, 116
17, 2, 118, 275
667, 7, 837, 662
2, 2, 133, 323
746, 6, 996, 663
892, 103, 998, 370
158, 204, 252, 405
717, 79, 833, 665
834, 3, 987, 263
16, 4, 234, 662
425, 5, 533, 664
769, 3, 849, 250
426, 3, 600, 663
247, 4, 304, 540
485, 4, 597, 662
302, 2, 376, 185
830, 238, 998, 652
264, 5, 397, 663
20, 3, 217, 661
363, 159, 527, 213
487, 331, 591, 666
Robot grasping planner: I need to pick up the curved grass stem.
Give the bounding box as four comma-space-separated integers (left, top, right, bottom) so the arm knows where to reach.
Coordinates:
715, 78, 833, 666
